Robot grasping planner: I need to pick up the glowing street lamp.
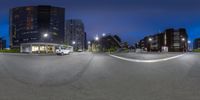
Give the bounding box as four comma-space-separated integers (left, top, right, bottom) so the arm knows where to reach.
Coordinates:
187, 40, 191, 44
148, 37, 153, 52
95, 36, 99, 41
43, 33, 48, 38
88, 41, 91, 45
72, 41, 76, 45
148, 37, 152, 42
188, 40, 191, 51
102, 33, 106, 37
181, 38, 185, 41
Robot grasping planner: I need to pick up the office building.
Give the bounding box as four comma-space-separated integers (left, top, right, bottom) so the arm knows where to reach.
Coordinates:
65, 19, 86, 51
9, 5, 65, 53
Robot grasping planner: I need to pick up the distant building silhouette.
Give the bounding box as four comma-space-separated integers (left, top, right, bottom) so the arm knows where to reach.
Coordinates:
194, 38, 200, 49
0, 37, 6, 50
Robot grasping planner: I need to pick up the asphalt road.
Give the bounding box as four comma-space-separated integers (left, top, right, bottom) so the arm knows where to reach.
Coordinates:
0, 52, 200, 100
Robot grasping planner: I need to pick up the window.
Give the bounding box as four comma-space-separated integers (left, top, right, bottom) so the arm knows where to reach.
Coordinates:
32, 46, 39, 52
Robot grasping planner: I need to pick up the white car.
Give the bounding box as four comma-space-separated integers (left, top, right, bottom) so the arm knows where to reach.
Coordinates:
56, 47, 70, 55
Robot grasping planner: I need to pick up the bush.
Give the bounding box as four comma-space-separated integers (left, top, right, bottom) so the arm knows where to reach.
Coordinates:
123, 48, 129, 53
0, 49, 20, 53
108, 47, 117, 53
193, 49, 200, 52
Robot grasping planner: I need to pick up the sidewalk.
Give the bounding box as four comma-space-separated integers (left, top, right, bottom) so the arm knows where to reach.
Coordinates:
0, 52, 92, 56
112, 52, 185, 60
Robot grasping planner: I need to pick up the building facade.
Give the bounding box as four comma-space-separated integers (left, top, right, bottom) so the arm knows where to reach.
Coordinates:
65, 19, 86, 51
90, 34, 121, 52
165, 28, 188, 52
100, 35, 121, 52
0, 38, 6, 50
9, 5, 65, 53
136, 28, 188, 52
194, 38, 200, 49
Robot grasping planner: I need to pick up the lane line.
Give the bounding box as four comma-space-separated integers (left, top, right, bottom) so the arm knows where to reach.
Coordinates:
109, 54, 185, 63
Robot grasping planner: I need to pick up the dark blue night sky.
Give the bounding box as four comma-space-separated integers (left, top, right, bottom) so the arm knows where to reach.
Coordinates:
1, 0, 200, 47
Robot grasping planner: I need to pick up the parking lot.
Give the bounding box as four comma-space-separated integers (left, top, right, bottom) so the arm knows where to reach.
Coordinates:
0, 52, 200, 100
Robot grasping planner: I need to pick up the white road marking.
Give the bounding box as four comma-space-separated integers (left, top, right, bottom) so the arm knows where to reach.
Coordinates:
109, 54, 185, 63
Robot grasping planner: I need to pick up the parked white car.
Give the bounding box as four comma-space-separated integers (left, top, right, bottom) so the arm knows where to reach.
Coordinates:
56, 46, 71, 55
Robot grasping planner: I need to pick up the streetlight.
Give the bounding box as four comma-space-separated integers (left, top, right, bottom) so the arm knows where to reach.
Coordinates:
181, 38, 185, 41
88, 41, 91, 45
187, 40, 191, 44
95, 36, 99, 41
188, 40, 191, 52
181, 38, 186, 52
148, 37, 152, 52
148, 37, 152, 42
43, 33, 48, 38
72, 41, 76, 51
102, 33, 106, 37
72, 41, 76, 45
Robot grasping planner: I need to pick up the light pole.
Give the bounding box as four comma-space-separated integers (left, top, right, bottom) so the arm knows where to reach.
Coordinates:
148, 37, 152, 52
72, 41, 76, 51
87, 41, 91, 52
42, 33, 49, 53
188, 40, 191, 52
94, 36, 99, 52
181, 38, 185, 52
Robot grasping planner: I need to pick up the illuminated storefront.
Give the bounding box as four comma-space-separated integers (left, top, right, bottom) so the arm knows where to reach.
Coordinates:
20, 43, 59, 53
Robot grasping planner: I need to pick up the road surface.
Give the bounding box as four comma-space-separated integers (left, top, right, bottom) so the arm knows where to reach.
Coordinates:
0, 52, 200, 100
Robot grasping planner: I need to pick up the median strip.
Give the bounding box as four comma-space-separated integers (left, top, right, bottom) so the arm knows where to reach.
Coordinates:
109, 54, 185, 63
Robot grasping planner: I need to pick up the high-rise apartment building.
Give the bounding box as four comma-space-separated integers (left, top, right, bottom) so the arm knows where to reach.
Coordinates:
65, 19, 86, 51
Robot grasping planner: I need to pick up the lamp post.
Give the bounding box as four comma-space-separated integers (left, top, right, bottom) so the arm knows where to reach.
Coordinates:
42, 33, 49, 53
188, 40, 191, 52
94, 36, 99, 52
87, 41, 91, 52
72, 41, 76, 51
181, 38, 185, 52
148, 37, 152, 52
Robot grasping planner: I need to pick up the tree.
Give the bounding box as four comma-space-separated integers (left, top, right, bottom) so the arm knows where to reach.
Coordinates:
113, 35, 121, 43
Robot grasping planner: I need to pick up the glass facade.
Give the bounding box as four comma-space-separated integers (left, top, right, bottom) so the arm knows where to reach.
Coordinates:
21, 43, 57, 53
10, 5, 65, 48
